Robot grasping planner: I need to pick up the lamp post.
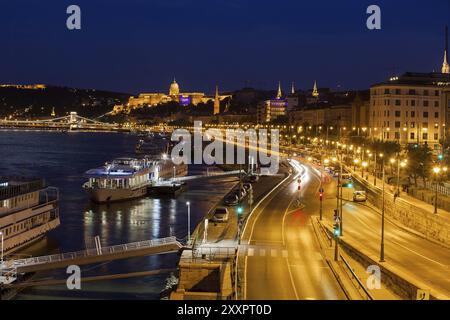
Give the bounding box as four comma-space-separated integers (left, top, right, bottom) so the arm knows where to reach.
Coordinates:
173, 166, 176, 180
353, 158, 359, 171
433, 166, 448, 214
0, 231, 3, 267
186, 202, 191, 245
321, 158, 330, 221
379, 154, 386, 262
338, 152, 344, 236
362, 161, 368, 178
373, 152, 377, 186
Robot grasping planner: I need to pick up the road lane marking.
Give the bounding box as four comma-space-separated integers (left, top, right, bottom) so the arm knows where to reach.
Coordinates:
347, 206, 448, 268
285, 254, 300, 300
242, 167, 293, 300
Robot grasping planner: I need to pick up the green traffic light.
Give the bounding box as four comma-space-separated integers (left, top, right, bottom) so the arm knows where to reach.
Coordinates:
237, 207, 243, 214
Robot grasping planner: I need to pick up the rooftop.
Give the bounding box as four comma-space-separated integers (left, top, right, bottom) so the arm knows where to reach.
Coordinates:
373, 72, 450, 87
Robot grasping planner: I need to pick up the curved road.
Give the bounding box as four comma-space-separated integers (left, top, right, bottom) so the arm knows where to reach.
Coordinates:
240, 161, 347, 300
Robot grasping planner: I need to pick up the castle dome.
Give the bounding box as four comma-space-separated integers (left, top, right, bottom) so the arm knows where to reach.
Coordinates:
169, 78, 180, 96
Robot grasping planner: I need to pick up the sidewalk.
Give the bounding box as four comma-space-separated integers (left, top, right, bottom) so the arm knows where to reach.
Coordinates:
348, 165, 450, 216
344, 163, 450, 247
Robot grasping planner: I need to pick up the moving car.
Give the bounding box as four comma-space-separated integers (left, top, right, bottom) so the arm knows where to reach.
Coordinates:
212, 207, 229, 222
353, 191, 367, 202
224, 194, 239, 206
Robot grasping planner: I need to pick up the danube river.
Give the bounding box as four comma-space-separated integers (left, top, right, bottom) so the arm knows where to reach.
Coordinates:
0, 130, 236, 299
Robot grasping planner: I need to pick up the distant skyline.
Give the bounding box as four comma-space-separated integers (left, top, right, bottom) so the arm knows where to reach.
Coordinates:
0, 0, 449, 94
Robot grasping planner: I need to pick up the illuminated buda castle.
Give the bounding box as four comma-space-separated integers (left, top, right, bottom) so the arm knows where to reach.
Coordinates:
126, 78, 230, 109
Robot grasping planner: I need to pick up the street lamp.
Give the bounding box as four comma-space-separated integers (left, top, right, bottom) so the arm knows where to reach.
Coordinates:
433, 166, 447, 214
379, 154, 386, 262
362, 161, 368, 177
186, 202, 191, 245
353, 158, 359, 171
0, 231, 3, 267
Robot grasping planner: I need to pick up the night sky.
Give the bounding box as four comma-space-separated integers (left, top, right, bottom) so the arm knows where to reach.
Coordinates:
0, 0, 449, 94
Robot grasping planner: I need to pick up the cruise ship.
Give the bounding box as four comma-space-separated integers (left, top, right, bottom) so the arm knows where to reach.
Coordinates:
0, 178, 60, 255
83, 156, 187, 203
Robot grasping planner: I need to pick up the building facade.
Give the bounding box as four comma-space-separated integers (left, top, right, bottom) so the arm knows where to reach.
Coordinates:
126, 79, 230, 110
256, 82, 287, 123
369, 72, 450, 149
288, 104, 352, 129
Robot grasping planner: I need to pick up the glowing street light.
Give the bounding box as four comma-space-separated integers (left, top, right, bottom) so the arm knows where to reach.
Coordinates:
362, 161, 368, 177
353, 158, 360, 171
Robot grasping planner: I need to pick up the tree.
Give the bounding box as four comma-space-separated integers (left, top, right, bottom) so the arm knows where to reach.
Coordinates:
369, 140, 400, 159
406, 144, 432, 187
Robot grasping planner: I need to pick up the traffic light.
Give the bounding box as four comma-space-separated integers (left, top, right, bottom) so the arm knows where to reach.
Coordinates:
333, 222, 340, 237
237, 206, 244, 215
438, 154, 444, 161
333, 209, 340, 237
342, 182, 353, 188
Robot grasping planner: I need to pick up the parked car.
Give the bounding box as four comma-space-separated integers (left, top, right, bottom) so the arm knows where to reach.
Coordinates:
243, 183, 253, 193
224, 194, 239, 206
244, 174, 259, 183
233, 188, 246, 199
212, 207, 229, 222
353, 191, 367, 202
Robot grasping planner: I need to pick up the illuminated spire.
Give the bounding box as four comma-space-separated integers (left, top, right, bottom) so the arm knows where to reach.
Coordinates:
291, 82, 295, 95
276, 81, 282, 99
213, 85, 220, 115
312, 80, 319, 98
442, 26, 449, 74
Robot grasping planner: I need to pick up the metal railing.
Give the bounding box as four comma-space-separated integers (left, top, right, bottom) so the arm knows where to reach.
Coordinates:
183, 246, 236, 263
317, 219, 373, 300
418, 180, 450, 197
9, 236, 181, 268
340, 255, 374, 300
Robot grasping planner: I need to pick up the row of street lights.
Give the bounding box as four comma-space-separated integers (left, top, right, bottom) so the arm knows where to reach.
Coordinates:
317, 146, 411, 263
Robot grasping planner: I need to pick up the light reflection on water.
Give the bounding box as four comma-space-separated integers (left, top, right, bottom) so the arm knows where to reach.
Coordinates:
0, 131, 237, 299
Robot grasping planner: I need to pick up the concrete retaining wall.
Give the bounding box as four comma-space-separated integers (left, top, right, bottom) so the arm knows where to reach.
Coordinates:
352, 171, 450, 247
322, 222, 447, 300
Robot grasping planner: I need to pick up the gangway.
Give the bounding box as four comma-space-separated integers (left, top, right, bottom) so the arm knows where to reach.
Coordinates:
5, 236, 183, 273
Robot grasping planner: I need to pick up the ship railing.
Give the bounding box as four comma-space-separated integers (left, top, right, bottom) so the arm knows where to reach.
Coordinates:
10, 236, 180, 267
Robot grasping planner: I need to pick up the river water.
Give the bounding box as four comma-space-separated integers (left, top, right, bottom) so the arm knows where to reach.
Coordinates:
0, 130, 236, 299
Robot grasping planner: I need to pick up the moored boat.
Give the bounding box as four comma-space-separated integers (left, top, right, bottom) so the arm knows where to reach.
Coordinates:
83, 157, 153, 203
0, 177, 60, 255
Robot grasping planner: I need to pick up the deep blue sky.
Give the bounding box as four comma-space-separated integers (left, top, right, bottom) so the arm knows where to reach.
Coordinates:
0, 0, 449, 94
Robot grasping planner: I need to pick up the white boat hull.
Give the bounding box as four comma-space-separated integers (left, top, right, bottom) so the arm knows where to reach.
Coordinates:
85, 185, 148, 203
